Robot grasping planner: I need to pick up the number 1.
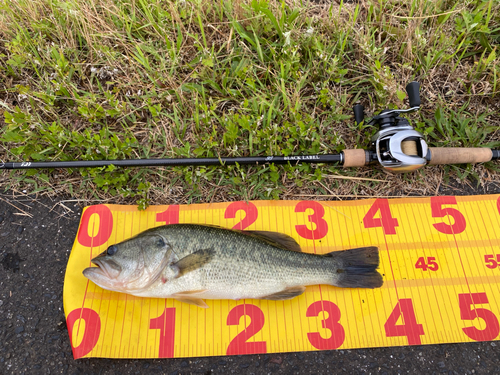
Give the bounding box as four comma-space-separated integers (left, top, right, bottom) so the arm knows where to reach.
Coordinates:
150, 307, 176, 358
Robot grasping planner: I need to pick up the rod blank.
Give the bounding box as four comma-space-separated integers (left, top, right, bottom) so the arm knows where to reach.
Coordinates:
0, 154, 343, 170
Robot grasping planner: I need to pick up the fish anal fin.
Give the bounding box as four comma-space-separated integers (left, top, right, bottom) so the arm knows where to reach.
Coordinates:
245, 231, 302, 252
174, 297, 209, 308
258, 286, 306, 300
175, 248, 214, 277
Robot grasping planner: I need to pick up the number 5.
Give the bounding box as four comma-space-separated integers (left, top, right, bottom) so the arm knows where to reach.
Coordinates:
431, 196, 466, 234
459, 293, 500, 341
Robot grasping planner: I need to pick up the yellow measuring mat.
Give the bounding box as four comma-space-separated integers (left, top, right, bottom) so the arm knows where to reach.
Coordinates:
63, 196, 500, 359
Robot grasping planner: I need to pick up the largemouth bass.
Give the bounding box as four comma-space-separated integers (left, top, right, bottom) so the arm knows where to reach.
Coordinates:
83, 224, 383, 308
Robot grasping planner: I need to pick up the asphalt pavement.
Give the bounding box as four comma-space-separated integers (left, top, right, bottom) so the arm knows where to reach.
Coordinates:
1, 187, 499, 375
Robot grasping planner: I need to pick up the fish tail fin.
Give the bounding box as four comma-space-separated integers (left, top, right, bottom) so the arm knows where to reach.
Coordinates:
326, 246, 383, 289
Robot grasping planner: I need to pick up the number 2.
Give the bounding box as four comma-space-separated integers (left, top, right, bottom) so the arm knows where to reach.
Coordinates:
226, 304, 267, 355
224, 201, 258, 230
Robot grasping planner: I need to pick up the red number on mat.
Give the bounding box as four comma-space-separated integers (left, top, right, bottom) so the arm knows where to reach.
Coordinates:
306, 301, 345, 350
484, 254, 500, 269
226, 304, 267, 355
415, 256, 439, 271
431, 196, 466, 234
459, 293, 500, 341
295, 201, 328, 240
77, 205, 113, 247
363, 199, 398, 235
149, 307, 176, 358
156, 205, 180, 225
224, 201, 258, 230
384, 299, 424, 345
66, 308, 101, 358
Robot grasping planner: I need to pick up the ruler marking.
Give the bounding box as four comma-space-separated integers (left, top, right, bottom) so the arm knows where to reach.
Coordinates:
462, 199, 500, 339
408, 202, 446, 343
67, 198, 500, 359
126, 213, 137, 358
479, 198, 500, 321
345, 205, 363, 349
449, 198, 487, 342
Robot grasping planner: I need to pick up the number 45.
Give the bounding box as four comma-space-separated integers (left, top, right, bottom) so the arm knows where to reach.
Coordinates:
415, 257, 439, 271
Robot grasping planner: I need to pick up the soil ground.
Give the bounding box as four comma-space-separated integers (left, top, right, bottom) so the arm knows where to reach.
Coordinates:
1, 184, 500, 375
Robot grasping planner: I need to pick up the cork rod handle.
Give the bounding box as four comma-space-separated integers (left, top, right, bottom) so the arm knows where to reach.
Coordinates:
428, 148, 493, 165
342, 149, 369, 167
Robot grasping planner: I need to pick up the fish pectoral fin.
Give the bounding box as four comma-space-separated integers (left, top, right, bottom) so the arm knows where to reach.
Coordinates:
174, 248, 214, 277
258, 286, 306, 300
244, 231, 302, 252
173, 296, 209, 308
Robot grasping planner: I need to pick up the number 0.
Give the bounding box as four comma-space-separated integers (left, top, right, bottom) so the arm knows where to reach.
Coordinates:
66, 308, 101, 358
77, 205, 113, 247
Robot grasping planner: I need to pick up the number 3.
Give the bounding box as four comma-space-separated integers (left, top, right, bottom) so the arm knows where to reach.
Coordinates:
295, 201, 328, 240
306, 301, 345, 350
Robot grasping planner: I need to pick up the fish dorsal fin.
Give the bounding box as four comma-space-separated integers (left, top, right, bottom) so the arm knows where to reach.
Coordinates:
258, 286, 306, 300
174, 248, 214, 277
244, 231, 302, 252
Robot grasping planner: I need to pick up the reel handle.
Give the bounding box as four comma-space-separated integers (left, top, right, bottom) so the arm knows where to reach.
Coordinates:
406, 81, 420, 108
353, 104, 365, 125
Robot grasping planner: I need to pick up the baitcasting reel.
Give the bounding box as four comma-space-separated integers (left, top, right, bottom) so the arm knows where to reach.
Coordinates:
352, 82, 428, 173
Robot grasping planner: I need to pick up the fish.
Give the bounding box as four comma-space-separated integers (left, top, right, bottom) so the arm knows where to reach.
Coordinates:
83, 224, 383, 308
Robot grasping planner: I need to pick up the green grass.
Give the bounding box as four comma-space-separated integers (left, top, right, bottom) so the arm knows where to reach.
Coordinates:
0, 0, 499, 207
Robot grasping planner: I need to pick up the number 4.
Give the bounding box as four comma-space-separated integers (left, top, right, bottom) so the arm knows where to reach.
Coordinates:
363, 199, 399, 235
384, 299, 424, 345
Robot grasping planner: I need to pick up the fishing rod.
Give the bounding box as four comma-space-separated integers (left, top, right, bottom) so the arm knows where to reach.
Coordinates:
1, 82, 499, 173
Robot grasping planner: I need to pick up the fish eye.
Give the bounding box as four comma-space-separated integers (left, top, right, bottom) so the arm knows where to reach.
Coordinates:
107, 245, 118, 256
156, 237, 166, 247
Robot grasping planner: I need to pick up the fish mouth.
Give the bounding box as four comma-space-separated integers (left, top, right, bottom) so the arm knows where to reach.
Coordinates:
83, 258, 121, 280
